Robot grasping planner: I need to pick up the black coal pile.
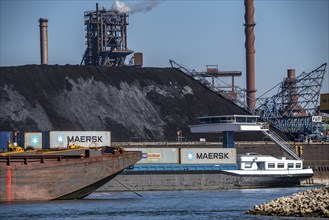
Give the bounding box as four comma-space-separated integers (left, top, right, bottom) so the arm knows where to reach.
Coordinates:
0, 65, 264, 141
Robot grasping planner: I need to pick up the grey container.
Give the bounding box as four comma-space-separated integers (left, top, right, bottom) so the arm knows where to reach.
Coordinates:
42, 131, 111, 149
24, 132, 43, 149
180, 148, 237, 164
124, 148, 179, 164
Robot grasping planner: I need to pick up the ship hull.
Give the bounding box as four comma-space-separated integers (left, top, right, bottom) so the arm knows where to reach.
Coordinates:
99, 170, 313, 191
0, 150, 141, 202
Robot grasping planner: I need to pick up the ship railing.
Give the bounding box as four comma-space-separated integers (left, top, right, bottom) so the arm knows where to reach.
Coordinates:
0, 154, 86, 166
0, 150, 141, 166
112, 141, 222, 147
261, 129, 300, 160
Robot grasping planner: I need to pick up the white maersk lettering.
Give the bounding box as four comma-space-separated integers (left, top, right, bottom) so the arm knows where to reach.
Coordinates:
196, 152, 229, 160
67, 136, 103, 143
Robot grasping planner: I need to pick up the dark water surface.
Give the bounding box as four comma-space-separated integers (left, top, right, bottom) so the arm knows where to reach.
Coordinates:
0, 187, 325, 220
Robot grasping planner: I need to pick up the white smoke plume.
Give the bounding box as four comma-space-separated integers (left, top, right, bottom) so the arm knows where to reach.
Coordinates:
111, 0, 160, 14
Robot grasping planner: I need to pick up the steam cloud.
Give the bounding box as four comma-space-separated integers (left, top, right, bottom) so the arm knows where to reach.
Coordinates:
111, 0, 160, 14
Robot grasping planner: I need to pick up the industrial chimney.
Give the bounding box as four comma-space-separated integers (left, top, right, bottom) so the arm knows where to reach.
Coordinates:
39, 18, 48, 65
244, 0, 256, 112
284, 69, 299, 113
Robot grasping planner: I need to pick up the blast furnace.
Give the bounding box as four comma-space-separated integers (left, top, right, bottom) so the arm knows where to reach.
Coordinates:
81, 3, 133, 67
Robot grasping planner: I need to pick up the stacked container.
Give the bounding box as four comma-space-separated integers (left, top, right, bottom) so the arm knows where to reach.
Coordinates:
18, 132, 43, 150
42, 131, 111, 149
180, 148, 236, 164
123, 147, 237, 165
124, 148, 179, 164
0, 131, 13, 152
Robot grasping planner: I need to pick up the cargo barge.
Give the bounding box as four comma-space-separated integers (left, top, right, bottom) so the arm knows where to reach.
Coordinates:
0, 147, 141, 202
99, 147, 313, 192
100, 115, 315, 191
0, 122, 321, 194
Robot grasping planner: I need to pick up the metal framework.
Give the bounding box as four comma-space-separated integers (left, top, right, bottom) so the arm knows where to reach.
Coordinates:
170, 60, 327, 137
81, 4, 133, 67
169, 60, 246, 108
255, 63, 327, 136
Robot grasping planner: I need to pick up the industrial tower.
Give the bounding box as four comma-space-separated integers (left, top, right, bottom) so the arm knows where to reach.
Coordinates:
81, 3, 133, 67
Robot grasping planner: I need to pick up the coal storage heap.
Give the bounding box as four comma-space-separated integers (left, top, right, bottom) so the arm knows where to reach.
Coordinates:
0, 65, 263, 141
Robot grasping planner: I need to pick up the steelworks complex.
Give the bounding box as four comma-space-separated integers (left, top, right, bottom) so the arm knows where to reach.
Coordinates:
1, 0, 329, 193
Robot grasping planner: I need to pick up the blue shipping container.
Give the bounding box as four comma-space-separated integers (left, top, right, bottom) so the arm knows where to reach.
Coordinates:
17, 133, 24, 149
42, 131, 50, 149
0, 131, 13, 152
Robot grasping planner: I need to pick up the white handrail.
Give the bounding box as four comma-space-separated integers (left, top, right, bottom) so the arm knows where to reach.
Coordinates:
262, 129, 300, 160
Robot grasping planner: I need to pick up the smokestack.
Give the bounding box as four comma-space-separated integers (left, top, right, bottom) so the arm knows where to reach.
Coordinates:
244, 0, 256, 112
39, 18, 48, 65
287, 69, 298, 106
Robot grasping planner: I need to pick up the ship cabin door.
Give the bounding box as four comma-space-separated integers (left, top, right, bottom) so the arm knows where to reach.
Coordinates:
256, 162, 265, 170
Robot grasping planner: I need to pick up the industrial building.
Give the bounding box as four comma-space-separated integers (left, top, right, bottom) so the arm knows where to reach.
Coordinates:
80, 3, 133, 67
1, 0, 328, 194
34, 1, 328, 141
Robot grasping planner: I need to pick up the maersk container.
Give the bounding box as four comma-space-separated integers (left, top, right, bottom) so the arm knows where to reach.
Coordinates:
22, 132, 43, 149
42, 131, 111, 149
124, 148, 179, 164
0, 131, 13, 152
180, 148, 237, 164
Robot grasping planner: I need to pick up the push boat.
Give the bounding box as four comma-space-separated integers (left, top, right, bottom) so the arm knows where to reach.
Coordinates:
190, 114, 314, 187
104, 151, 313, 191
222, 153, 313, 187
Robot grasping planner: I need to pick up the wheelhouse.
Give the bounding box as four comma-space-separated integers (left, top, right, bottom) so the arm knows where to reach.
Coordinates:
198, 115, 260, 124
190, 115, 268, 133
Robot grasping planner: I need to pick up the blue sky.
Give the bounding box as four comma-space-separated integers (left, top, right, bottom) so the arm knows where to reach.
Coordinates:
1, 0, 328, 96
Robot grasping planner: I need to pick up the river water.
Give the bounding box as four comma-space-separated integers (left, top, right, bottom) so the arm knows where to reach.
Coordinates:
0, 187, 325, 220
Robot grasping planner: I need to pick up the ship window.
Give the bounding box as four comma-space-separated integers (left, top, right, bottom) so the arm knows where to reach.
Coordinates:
210, 117, 220, 124
278, 163, 284, 168
288, 163, 294, 168
244, 162, 252, 168
200, 118, 210, 124
256, 162, 265, 170
268, 163, 275, 168
247, 117, 256, 123
296, 163, 301, 168
236, 117, 246, 123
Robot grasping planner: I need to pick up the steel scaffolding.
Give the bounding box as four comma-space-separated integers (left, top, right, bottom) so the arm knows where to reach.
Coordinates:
81, 3, 133, 67
169, 60, 246, 109
255, 63, 327, 137
170, 60, 327, 138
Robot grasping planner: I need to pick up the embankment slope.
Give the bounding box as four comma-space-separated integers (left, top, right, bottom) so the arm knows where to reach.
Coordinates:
1, 65, 261, 141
